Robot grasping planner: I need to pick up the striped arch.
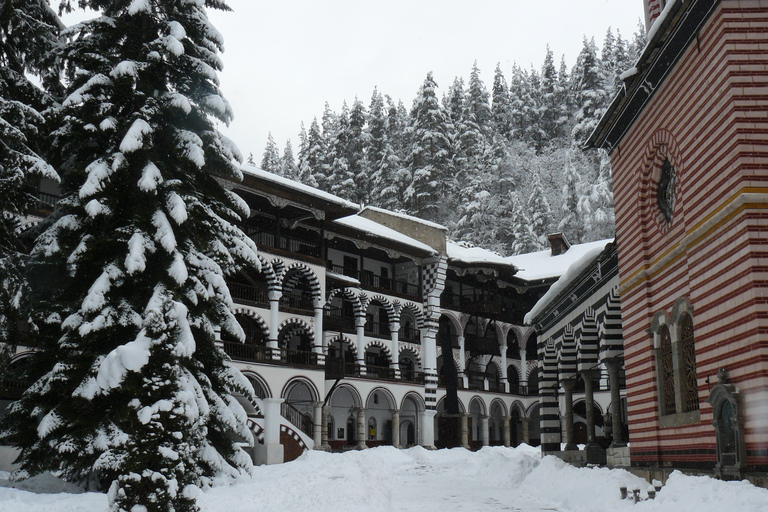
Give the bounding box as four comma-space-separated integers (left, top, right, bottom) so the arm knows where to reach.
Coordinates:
364, 339, 393, 360
398, 345, 422, 367
281, 262, 322, 301
490, 398, 508, 417
328, 333, 358, 358
246, 418, 265, 444
578, 306, 599, 371
509, 400, 526, 418
240, 370, 272, 400
439, 311, 463, 336
326, 287, 364, 317
256, 254, 279, 290
232, 307, 270, 337
525, 360, 539, 380
489, 321, 505, 344
13, 219, 41, 236
271, 258, 286, 280
398, 302, 424, 328
468, 396, 488, 416
599, 287, 623, 361
486, 359, 503, 380
364, 294, 396, 323
277, 317, 314, 343
559, 325, 578, 380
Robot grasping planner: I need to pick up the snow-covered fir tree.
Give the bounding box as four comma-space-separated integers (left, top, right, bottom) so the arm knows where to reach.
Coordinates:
0, 2, 260, 511
260, 132, 280, 174
280, 139, 298, 180
0, 0, 61, 368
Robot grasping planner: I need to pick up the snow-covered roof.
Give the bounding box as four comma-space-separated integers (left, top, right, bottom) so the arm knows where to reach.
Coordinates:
446, 241, 515, 269
524, 239, 614, 324
326, 271, 361, 286
240, 165, 359, 210
506, 238, 612, 282
361, 206, 447, 231
333, 215, 438, 255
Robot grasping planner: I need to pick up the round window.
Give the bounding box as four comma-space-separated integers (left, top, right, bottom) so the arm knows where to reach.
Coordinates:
657, 158, 676, 223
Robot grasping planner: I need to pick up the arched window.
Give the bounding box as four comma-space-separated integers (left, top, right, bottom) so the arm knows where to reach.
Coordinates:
680, 314, 699, 412
658, 324, 676, 415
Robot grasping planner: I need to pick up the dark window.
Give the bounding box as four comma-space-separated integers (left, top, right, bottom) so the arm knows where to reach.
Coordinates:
659, 325, 676, 415
680, 314, 699, 412
657, 158, 676, 223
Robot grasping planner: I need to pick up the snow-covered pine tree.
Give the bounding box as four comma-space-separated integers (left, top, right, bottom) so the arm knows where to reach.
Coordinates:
328, 102, 353, 200
0, 2, 260, 511
491, 63, 511, 140
465, 61, 492, 136
347, 97, 369, 203
539, 46, 559, 145
0, 0, 61, 365
261, 132, 280, 174
298, 117, 322, 188
571, 37, 608, 147
500, 191, 537, 255
407, 72, 453, 221
557, 152, 584, 243
280, 139, 298, 180
527, 170, 553, 249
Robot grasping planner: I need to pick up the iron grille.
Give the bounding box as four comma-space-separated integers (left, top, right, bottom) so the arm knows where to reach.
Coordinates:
659, 326, 676, 415
680, 315, 700, 412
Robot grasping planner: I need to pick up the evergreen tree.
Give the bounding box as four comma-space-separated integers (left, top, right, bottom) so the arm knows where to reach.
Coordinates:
558, 153, 584, 243
347, 97, 369, 203
465, 61, 492, 135
260, 133, 280, 174
367, 88, 387, 184
527, 170, 553, 247
491, 63, 511, 139
298, 117, 322, 188
328, 102, 352, 199
246, 153, 255, 166
571, 37, 607, 147
0, 0, 61, 363
407, 72, 453, 220
539, 46, 559, 143
1, 2, 259, 511
501, 192, 538, 255
280, 139, 298, 180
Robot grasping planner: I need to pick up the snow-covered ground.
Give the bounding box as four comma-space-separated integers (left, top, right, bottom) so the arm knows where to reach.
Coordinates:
0, 445, 766, 512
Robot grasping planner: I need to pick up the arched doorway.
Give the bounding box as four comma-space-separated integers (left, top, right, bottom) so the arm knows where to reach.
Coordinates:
327, 385, 361, 451
365, 389, 395, 447
490, 401, 506, 446
282, 379, 318, 439
401, 393, 423, 448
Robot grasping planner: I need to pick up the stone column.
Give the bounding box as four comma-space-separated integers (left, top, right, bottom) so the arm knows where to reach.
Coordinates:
312, 402, 323, 448
267, 290, 281, 351
460, 413, 470, 449
420, 409, 436, 449
392, 410, 401, 448
562, 379, 577, 451
522, 416, 530, 445
503, 416, 511, 447
457, 335, 467, 387
390, 321, 400, 378
355, 317, 366, 376
605, 358, 627, 447
321, 405, 331, 451
313, 304, 325, 362
582, 370, 599, 448
481, 415, 490, 447
500, 346, 509, 393
356, 408, 367, 450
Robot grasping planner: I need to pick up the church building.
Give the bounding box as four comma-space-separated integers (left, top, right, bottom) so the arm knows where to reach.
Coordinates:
588, 0, 768, 479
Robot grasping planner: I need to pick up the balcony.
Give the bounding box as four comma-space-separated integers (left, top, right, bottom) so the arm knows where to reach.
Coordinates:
324, 306, 356, 334
0, 379, 28, 400
465, 334, 499, 356
229, 282, 269, 308
328, 264, 421, 299
364, 321, 391, 338
280, 293, 315, 313
249, 231, 321, 259
222, 342, 320, 368
399, 326, 420, 344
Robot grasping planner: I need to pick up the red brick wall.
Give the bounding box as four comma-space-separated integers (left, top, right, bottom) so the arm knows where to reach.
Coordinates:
612, 0, 768, 468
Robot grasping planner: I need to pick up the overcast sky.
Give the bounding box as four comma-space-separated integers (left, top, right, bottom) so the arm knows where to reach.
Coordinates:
208, 1, 645, 161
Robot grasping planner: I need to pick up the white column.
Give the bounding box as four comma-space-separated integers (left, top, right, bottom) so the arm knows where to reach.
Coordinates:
392, 410, 401, 448
481, 415, 490, 447
460, 413, 470, 449
355, 318, 366, 376
313, 305, 325, 364
390, 320, 400, 377
312, 402, 323, 448
261, 398, 284, 465
503, 416, 511, 447
458, 335, 466, 387
268, 290, 281, 350
356, 408, 367, 450
420, 409, 436, 449
500, 346, 509, 393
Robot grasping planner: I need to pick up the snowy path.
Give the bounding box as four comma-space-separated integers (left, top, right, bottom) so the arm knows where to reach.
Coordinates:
2, 445, 767, 512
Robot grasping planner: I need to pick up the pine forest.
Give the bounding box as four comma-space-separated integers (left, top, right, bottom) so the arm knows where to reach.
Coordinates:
259, 26, 647, 255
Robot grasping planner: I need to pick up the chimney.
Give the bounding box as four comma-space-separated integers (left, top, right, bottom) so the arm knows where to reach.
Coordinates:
548, 233, 570, 256
644, 0, 664, 31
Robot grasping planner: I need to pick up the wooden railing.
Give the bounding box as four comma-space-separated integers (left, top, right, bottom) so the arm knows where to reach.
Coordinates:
222, 341, 273, 363
279, 293, 314, 312
229, 281, 269, 307
0, 379, 28, 400
399, 326, 420, 343
249, 231, 321, 258
328, 263, 420, 298
364, 321, 391, 338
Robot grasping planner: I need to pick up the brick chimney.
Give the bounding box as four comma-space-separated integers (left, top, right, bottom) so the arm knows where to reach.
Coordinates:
547, 233, 570, 256
644, 0, 664, 31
